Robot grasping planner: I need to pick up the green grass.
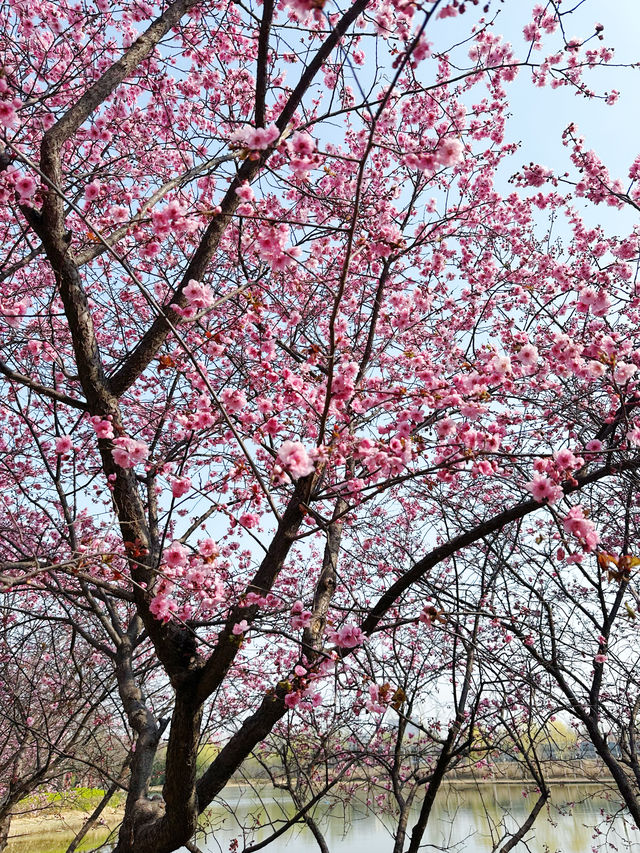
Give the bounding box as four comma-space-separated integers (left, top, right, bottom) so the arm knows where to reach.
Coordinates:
22, 786, 125, 813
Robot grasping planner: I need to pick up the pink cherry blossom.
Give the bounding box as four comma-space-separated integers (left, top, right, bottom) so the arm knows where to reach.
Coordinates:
613, 362, 637, 384
15, 175, 36, 200
435, 137, 464, 167
594, 292, 614, 321
0, 100, 17, 126
517, 344, 539, 369
365, 684, 386, 714
585, 439, 604, 454
562, 505, 600, 552
524, 476, 563, 504
291, 131, 315, 156
554, 448, 581, 472
170, 476, 191, 498
520, 164, 552, 187
438, 3, 460, 19
55, 436, 74, 455
89, 416, 114, 440
163, 541, 188, 568
183, 279, 215, 311
436, 418, 455, 439
84, 180, 101, 202
277, 440, 315, 479
488, 353, 512, 376
628, 426, 640, 446
333, 623, 364, 648
198, 538, 218, 558
284, 691, 300, 709
230, 123, 279, 151
220, 388, 247, 413
291, 599, 312, 630
112, 437, 149, 469
150, 595, 177, 623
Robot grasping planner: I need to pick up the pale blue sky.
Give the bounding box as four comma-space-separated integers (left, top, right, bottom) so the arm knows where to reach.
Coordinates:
424, 1, 640, 237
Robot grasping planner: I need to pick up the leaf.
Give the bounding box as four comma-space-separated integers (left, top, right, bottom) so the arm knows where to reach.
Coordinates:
390, 687, 407, 711
597, 552, 618, 571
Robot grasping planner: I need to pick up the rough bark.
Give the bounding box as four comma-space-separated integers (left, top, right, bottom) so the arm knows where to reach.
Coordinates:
115, 634, 165, 852
302, 498, 347, 659
0, 812, 10, 853
392, 800, 414, 853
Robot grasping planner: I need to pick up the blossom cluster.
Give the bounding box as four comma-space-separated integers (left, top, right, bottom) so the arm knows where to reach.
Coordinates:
229, 123, 280, 152
112, 437, 149, 469
403, 135, 465, 172
562, 505, 600, 552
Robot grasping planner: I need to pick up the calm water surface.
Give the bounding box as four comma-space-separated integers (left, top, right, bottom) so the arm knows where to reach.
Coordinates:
7, 784, 640, 853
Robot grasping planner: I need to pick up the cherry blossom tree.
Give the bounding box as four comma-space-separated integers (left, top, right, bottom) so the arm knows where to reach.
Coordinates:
1, 0, 640, 850
0, 605, 122, 851
480, 479, 640, 828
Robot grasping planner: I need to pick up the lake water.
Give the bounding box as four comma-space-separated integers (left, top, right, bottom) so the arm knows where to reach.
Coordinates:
7, 784, 640, 853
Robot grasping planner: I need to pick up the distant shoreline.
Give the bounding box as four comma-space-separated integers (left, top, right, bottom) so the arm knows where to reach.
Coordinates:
444, 776, 613, 787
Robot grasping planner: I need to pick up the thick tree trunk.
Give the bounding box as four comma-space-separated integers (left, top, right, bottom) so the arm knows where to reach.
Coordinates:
302, 498, 347, 658
0, 812, 11, 853
114, 633, 166, 853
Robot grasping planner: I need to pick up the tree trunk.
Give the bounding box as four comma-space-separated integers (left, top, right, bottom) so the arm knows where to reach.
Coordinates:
0, 812, 11, 853
392, 804, 412, 853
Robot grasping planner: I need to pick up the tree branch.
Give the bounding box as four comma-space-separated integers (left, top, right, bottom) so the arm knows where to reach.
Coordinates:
0, 360, 87, 410
108, 0, 373, 397
361, 458, 640, 638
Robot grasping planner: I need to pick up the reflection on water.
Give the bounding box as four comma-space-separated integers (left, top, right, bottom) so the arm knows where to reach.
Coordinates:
7, 784, 640, 853
207, 784, 640, 853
